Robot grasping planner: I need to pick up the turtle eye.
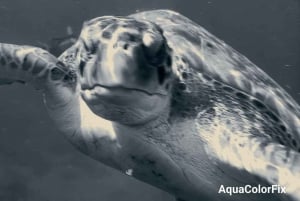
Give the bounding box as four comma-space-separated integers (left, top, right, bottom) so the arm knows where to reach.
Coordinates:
89, 42, 98, 54
86, 42, 98, 55
81, 38, 98, 55
157, 66, 166, 84
144, 41, 168, 67
79, 59, 86, 76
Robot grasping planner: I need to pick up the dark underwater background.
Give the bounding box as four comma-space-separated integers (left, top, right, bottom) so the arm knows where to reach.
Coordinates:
0, 0, 299, 200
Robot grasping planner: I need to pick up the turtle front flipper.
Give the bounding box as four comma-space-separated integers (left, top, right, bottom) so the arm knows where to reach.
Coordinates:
0, 43, 73, 88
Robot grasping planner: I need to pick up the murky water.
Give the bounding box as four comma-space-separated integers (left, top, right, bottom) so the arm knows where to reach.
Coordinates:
0, 0, 299, 200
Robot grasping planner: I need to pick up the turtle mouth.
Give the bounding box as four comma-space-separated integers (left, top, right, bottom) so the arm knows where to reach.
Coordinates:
80, 83, 170, 125
80, 84, 169, 113
81, 84, 168, 98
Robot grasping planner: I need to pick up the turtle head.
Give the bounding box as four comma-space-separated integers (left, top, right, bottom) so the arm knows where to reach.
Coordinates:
78, 17, 173, 125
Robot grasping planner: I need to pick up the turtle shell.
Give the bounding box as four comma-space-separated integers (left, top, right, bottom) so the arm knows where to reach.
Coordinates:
130, 10, 300, 147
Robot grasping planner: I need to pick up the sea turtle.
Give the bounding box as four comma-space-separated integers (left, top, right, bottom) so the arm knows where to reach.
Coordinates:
0, 9, 299, 201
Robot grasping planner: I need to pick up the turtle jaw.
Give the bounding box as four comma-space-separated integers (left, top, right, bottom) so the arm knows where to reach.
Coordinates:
78, 48, 171, 124
78, 50, 171, 125
80, 85, 170, 125
81, 84, 168, 105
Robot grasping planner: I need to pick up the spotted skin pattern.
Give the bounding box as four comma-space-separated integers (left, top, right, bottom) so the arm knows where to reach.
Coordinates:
0, 43, 74, 86
0, 10, 300, 201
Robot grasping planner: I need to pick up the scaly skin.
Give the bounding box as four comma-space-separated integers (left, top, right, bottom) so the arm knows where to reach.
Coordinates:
0, 43, 73, 86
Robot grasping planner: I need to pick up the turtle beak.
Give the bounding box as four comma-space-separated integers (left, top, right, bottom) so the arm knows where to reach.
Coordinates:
79, 30, 170, 97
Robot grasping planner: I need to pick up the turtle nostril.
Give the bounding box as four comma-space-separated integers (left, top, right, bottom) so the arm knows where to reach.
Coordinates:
102, 30, 112, 39
123, 44, 129, 50
113, 42, 129, 50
